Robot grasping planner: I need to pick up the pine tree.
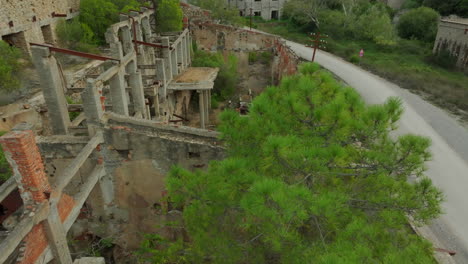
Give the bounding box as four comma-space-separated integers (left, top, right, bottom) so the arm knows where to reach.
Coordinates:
138, 63, 443, 263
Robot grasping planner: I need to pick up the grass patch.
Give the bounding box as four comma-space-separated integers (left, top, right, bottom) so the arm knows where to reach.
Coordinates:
257, 21, 468, 115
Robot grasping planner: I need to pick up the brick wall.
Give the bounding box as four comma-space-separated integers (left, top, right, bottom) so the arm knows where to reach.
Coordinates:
0, 129, 75, 263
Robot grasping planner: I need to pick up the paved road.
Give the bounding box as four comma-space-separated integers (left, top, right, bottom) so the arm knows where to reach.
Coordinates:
287, 41, 468, 263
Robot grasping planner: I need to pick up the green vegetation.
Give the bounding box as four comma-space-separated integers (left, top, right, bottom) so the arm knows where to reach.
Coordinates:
0, 131, 12, 182
79, 0, 144, 44
0, 41, 23, 92
249, 51, 273, 65
192, 47, 238, 101
255, 0, 468, 115
189, 0, 242, 25
66, 96, 81, 121
397, 7, 439, 42
404, 0, 468, 17
138, 63, 442, 263
155, 0, 183, 32
56, 18, 98, 53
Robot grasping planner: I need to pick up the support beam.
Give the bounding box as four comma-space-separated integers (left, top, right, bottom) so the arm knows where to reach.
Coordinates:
109, 69, 129, 116
0, 203, 49, 264
198, 90, 205, 129
31, 46, 70, 135
0, 177, 16, 202
43, 205, 73, 264
161, 37, 173, 83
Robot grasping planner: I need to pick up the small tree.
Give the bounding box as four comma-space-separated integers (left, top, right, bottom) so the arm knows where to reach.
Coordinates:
56, 18, 98, 53
0, 41, 22, 92
139, 63, 443, 263
79, 0, 119, 43
156, 0, 183, 32
397, 7, 440, 42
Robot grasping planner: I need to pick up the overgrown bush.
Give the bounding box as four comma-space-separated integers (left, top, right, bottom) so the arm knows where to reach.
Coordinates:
155, 0, 183, 32
397, 7, 439, 42
192, 49, 238, 100
426, 49, 458, 70
56, 19, 98, 53
79, 0, 143, 43
0, 41, 22, 92
0, 131, 12, 182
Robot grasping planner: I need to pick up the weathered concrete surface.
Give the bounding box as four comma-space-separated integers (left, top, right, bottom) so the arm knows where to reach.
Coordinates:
0, 0, 79, 53
433, 18, 468, 70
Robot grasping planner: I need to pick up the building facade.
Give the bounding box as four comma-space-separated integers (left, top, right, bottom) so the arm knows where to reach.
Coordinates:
0, 0, 80, 54
228, 0, 287, 20
433, 18, 468, 70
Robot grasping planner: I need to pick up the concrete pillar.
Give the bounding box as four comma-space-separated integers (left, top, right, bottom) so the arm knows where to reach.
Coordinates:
185, 32, 192, 67
31, 46, 70, 135
187, 33, 192, 65
171, 46, 178, 77
183, 33, 189, 67
177, 40, 184, 71
82, 79, 104, 136
129, 71, 147, 118
204, 90, 209, 123
198, 90, 205, 129
161, 37, 173, 82
155, 58, 167, 98
109, 68, 129, 116
141, 16, 152, 42
120, 25, 134, 56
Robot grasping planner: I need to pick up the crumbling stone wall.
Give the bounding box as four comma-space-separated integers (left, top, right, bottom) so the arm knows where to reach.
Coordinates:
433, 18, 468, 70
229, 0, 286, 20
192, 23, 300, 83
0, 0, 79, 53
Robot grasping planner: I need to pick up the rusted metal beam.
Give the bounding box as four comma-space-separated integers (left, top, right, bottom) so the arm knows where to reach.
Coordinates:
51, 12, 67, 17
136, 40, 173, 50
30, 43, 120, 62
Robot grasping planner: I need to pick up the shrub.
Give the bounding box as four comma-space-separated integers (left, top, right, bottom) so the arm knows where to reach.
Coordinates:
0, 131, 12, 182
156, 0, 183, 32
0, 41, 22, 92
349, 55, 360, 64
56, 18, 98, 53
318, 10, 347, 39
248, 52, 257, 64
79, 0, 119, 44
352, 4, 397, 46
397, 7, 439, 42
426, 49, 458, 70
259, 51, 273, 64
192, 50, 238, 100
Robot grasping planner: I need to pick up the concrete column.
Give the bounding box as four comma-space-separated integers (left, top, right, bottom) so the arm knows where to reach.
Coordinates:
141, 16, 152, 42
109, 68, 129, 116
31, 46, 70, 135
161, 37, 173, 82
129, 70, 148, 119
82, 79, 104, 136
120, 25, 134, 56
198, 90, 205, 129
183, 32, 190, 67
204, 90, 209, 123
171, 47, 178, 76
177, 40, 184, 71
43, 205, 73, 264
181, 35, 187, 68
187, 33, 192, 65
155, 58, 167, 98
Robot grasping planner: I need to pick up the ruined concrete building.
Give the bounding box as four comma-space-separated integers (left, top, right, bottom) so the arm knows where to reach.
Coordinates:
228, 0, 286, 20
0, 0, 80, 54
433, 17, 468, 70
0, 3, 300, 263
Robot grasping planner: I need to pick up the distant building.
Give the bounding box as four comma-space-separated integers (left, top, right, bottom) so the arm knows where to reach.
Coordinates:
228, 0, 287, 20
433, 17, 468, 70
0, 0, 80, 54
